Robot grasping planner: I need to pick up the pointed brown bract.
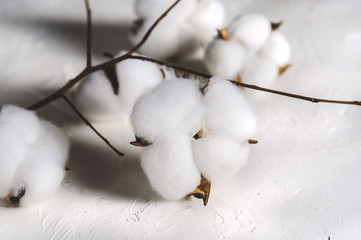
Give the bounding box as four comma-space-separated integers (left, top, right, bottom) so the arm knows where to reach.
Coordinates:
235, 76, 245, 90
130, 135, 152, 147
189, 175, 211, 206
6, 187, 26, 206
193, 129, 204, 140
217, 28, 229, 41
248, 139, 258, 144
102, 65, 119, 95
271, 21, 283, 31
279, 64, 291, 76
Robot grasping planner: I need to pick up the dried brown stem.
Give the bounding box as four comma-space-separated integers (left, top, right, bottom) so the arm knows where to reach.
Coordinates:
61, 95, 124, 157
84, 0, 92, 68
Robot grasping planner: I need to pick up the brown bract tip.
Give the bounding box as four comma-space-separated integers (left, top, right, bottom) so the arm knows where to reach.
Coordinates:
130, 136, 152, 147
279, 64, 291, 76
271, 21, 283, 31
217, 28, 229, 41
6, 187, 26, 206
188, 175, 211, 206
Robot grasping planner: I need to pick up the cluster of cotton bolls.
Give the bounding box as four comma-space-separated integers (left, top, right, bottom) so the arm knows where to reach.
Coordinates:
205, 13, 291, 87
73, 55, 166, 122
130, 0, 225, 59
131, 76, 257, 203
0, 104, 70, 206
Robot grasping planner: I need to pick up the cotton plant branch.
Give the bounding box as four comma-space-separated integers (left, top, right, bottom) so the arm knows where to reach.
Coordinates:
61, 94, 125, 157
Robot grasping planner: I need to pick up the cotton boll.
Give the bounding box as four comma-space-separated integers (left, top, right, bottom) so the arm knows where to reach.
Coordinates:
260, 31, 291, 66
239, 55, 279, 87
229, 14, 271, 51
202, 77, 258, 141
73, 71, 122, 122
11, 120, 70, 206
115, 58, 164, 117
0, 105, 41, 197
193, 137, 250, 182
131, 78, 204, 143
205, 39, 247, 80
141, 134, 201, 200
189, 0, 225, 46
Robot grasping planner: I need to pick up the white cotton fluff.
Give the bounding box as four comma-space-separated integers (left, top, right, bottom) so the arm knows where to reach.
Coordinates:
74, 58, 164, 122
259, 31, 291, 66
131, 78, 204, 143
130, 18, 184, 59
134, 0, 197, 23
193, 137, 250, 182
140, 133, 201, 200
239, 55, 279, 87
74, 71, 121, 122
205, 39, 247, 80
229, 14, 271, 51
0, 105, 40, 197
115, 57, 164, 116
202, 77, 257, 141
11, 120, 70, 206
189, 0, 225, 46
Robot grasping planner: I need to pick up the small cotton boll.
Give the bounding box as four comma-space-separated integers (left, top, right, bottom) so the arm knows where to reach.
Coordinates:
229, 14, 271, 51
205, 39, 247, 80
189, 0, 225, 46
141, 134, 200, 200
131, 78, 204, 143
203, 77, 258, 141
193, 137, 250, 182
115, 58, 164, 117
260, 31, 291, 66
12, 120, 70, 206
73, 71, 122, 122
239, 55, 279, 87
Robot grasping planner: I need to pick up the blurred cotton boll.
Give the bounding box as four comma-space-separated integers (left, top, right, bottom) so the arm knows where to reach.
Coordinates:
239, 54, 279, 87
260, 31, 291, 67
193, 137, 250, 182
205, 39, 247, 80
140, 133, 201, 200
131, 0, 225, 59
73, 57, 164, 122
229, 13, 271, 51
131, 78, 204, 143
73, 71, 122, 122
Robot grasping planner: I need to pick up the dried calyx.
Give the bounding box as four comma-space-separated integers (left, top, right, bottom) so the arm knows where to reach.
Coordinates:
6, 187, 26, 206
130, 135, 152, 147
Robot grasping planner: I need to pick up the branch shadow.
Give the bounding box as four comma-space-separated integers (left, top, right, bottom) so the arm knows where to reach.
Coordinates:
65, 134, 156, 202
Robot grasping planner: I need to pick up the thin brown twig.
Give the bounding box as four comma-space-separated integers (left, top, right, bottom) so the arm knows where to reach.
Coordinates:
61, 94, 124, 157
27, 0, 182, 110
84, 0, 92, 68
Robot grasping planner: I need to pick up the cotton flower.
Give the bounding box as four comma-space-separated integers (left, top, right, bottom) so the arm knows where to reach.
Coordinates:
131, 78, 204, 143
140, 133, 201, 200
0, 105, 70, 206
73, 57, 164, 122
130, 0, 225, 59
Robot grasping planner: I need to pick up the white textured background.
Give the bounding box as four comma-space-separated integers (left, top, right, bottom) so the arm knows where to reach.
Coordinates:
1, 0, 361, 239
